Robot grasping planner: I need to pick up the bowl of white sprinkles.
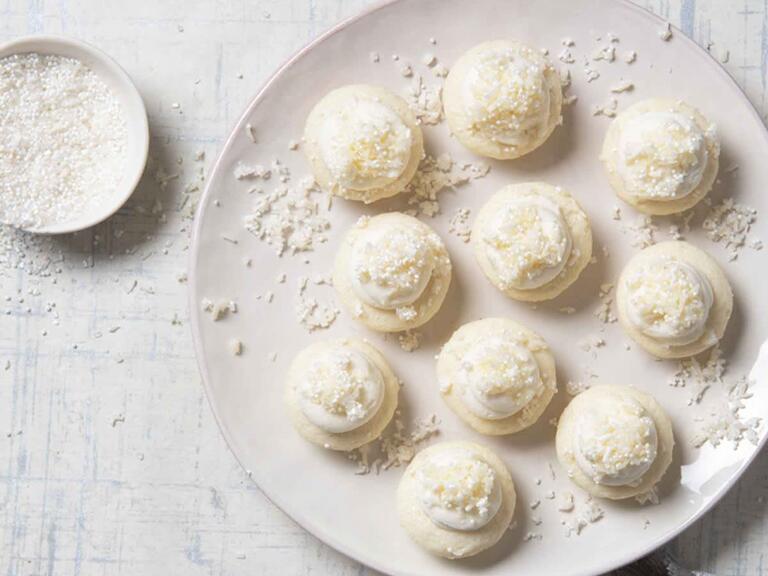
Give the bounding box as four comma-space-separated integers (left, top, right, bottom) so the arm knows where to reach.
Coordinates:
0, 35, 149, 234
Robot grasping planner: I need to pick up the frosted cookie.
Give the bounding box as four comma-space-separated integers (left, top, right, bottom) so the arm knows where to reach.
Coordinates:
333, 213, 452, 332
285, 338, 399, 451
443, 40, 562, 160
616, 241, 732, 359
436, 318, 556, 435
472, 182, 592, 302
397, 441, 516, 559
601, 99, 719, 215
303, 84, 424, 203
556, 385, 674, 500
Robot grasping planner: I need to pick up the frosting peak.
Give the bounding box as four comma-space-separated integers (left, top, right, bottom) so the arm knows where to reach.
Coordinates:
617, 111, 709, 201
481, 195, 572, 290
297, 346, 384, 433
574, 394, 658, 486
458, 335, 543, 419
624, 256, 713, 346
318, 98, 413, 191
349, 221, 436, 309
418, 448, 502, 531
463, 46, 551, 146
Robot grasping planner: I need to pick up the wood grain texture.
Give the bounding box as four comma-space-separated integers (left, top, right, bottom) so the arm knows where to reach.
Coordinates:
0, 1, 766, 575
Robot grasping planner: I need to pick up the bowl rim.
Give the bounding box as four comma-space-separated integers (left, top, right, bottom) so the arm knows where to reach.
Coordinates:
0, 34, 150, 235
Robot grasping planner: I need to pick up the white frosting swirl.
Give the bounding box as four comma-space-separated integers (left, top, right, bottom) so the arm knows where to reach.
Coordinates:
481, 195, 572, 290
624, 257, 714, 346
417, 448, 502, 531
318, 98, 412, 190
462, 45, 551, 146
349, 222, 435, 309
574, 393, 658, 486
457, 335, 543, 419
297, 346, 384, 433
617, 111, 708, 201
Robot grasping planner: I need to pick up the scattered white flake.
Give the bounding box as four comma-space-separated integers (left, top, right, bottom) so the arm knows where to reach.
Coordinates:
400, 63, 413, 77
591, 98, 618, 117
563, 94, 578, 105
558, 48, 576, 64
668, 224, 682, 240
561, 37, 575, 47
623, 50, 637, 63
404, 154, 489, 217
421, 53, 436, 67
398, 330, 422, 352
607, 32, 619, 43
584, 63, 600, 82
635, 486, 659, 505
594, 282, 617, 324
610, 79, 634, 93
404, 74, 443, 125
245, 123, 257, 143
544, 490, 555, 500
294, 276, 338, 332
201, 298, 236, 322
558, 491, 575, 512
288, 139, 300, 151
702, 198, 758, 260
693, 376, 761, 449
529, 499, 541, 509
350, 414, 440, 474
592, 45, 615, 62
523, 532, 543, 542
229, 339, 243, 356
625, 215, 658, 248
234, 162, 270, 180
243, 174, 331, 256
750, 238, 763, 250
659, 22, 673, 41
448, 207, 472, 242
578, 334, 605, 352
369, 51, 380, 63
612, 206, 622, 220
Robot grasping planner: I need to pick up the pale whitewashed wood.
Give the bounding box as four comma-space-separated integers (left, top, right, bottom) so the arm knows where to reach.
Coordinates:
0, 1, 765, 575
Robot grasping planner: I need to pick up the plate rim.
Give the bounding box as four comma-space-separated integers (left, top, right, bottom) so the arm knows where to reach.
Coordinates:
188, 1, 768, 574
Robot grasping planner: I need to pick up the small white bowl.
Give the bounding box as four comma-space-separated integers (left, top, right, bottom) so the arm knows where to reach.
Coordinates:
0, 35, 149, 234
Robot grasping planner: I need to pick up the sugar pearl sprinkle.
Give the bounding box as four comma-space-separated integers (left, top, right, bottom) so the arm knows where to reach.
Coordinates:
0, 53, 127, 228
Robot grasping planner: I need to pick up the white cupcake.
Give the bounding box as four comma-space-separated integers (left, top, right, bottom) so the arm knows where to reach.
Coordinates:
616, 241, 733, 359
436, 318, 556, 435
472, 182, 592, 302
556, 385, 674, 500
397, 441, 516, 559
601, 99, 719, 215
304, 84, 424, 203
284, 338, 399, 451
333, 213, 452, 332
443, 40, 562, 159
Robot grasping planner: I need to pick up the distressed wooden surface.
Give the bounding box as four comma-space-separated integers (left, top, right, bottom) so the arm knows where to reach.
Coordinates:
0, 1, 767, 574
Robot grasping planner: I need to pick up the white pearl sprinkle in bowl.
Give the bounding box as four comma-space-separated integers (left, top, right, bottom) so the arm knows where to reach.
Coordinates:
0, 35, 149, 234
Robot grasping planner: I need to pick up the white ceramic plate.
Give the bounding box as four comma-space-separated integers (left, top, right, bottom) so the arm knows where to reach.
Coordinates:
189, 1, 768, 574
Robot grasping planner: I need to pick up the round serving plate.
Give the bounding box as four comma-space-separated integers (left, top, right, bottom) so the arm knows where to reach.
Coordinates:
189, 1, 768, 574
